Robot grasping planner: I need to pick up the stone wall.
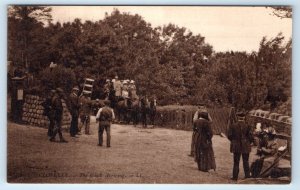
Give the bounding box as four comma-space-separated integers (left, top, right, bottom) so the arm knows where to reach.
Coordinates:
22, 94, 71, 129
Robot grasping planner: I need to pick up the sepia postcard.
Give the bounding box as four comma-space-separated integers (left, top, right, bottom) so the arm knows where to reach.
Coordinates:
7, 5, 292, 184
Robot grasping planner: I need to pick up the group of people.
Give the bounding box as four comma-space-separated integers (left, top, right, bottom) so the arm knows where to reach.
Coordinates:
104, 76, 138, 100
42, 87, 115, 147
190, 104, 287, 181
65, 87, 95, 138
105, 76, 157, 127
43, 85, 286, 180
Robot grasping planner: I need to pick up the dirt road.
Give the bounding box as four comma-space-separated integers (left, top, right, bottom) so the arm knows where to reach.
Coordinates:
7, 119, 245, 184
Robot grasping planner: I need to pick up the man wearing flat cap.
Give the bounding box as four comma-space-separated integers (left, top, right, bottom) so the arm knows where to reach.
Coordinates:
227, 111, 254, 181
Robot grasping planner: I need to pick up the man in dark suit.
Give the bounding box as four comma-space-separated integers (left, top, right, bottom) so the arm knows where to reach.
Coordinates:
227, 112, 254, 181
69, 87, 80, 137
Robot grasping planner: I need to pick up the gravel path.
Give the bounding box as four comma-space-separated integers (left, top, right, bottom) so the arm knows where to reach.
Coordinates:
7, 120, 250, 184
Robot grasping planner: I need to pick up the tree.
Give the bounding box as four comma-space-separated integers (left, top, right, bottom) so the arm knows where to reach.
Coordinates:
268, 6, 292, 19
159, 24, 213, 102
257, 34, 291, 110
38, 65, 76, 94
207, 52, 256, 109
8, 6, 52, 73
7, 7, 292, 110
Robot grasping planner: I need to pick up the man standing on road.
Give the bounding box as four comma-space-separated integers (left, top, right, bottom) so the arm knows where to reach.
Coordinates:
189, 104, 212, 157
49, 88, 67, 143
69, 87, 80, 137
79, 94, 93, 135
227, 112, 254, 181
96, 100, 115, 147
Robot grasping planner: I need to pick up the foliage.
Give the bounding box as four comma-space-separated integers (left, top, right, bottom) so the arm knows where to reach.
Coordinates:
268, 6, 292, 19
8, 6, 292, 113
38, 65, 76, 95
8, 6, 52, 73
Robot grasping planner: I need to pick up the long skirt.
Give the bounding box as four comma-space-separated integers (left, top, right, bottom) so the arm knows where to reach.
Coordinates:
194, 132, 216, 171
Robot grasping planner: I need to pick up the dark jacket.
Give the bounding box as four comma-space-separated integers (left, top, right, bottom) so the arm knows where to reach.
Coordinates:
52, 94, 63, 121
194, 118, 216, 171
41, 97, 53, 117
227, 120, 253, 153
194, 119, 213, 148
69, 93, 80, 116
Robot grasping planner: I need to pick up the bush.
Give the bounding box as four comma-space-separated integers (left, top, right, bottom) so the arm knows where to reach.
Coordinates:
38, 65, 76, 95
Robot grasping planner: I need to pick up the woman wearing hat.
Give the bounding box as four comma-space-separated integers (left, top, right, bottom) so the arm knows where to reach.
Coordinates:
194, 111, 216, 172
190, 104, 212, 157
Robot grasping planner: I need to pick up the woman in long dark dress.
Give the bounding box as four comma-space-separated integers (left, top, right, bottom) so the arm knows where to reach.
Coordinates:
194, 112, 216, 172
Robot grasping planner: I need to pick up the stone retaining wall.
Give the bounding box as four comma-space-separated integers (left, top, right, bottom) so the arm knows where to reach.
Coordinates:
22, 94, 71, 129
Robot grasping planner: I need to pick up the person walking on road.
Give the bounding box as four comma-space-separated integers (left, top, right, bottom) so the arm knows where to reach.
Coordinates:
49, 88, 67, 143
227, 112, 254, 181
96, 100, 115, 147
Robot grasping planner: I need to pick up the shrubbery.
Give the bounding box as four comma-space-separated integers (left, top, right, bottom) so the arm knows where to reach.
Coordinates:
38, 65, 76, 95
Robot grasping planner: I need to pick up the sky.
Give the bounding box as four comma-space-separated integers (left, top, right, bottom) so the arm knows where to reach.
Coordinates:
50, 6, 292, 53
